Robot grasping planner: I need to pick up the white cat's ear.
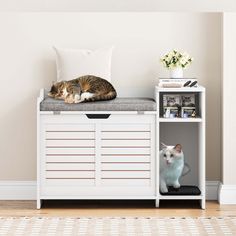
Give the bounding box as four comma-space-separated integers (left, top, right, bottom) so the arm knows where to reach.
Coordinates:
161, 142, 167, 149
174, 144, 182, 153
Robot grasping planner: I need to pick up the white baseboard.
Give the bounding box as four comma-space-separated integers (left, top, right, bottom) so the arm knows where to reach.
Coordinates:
218, 183, 236, 204
0, 181, 219, 200
0, 181, 36, 200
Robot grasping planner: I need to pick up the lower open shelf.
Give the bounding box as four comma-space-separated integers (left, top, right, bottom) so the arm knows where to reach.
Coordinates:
160, 185, 201, 195
159, 195, 203, 200
159, 185, 202, 200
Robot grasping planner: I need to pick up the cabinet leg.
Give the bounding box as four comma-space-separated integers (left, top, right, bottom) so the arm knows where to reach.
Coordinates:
200, 199, 205, 210
155, 199, 160, 208
37, 199, 42, 209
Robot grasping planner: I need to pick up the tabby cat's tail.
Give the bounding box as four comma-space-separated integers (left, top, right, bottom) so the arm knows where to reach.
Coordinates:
87, 90, 117, 102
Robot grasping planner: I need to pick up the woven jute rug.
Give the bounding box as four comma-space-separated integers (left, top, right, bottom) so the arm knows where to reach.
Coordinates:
0, 216, 236, 235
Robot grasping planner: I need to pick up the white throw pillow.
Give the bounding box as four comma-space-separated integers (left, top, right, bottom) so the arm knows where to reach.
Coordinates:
53, 46, 113, 82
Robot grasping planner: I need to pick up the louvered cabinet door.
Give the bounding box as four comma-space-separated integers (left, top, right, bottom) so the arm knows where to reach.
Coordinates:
100, 115, 156, 196
39, 114, 156, 198
40, 115, 97, 196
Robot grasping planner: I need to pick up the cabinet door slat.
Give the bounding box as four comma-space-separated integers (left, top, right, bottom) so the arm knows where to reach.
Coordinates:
101, 132, 150, 139
101, 139, 150, 147
46, 171, 95, 179
46, 139, 95, 147
101, 156, 150, 163
46, 163, 95, 171
101, 148, 150, 155
46, 132, 95, 139
102, 163, 150, 171
101, 179, 150, 186
46, 148, 95, 155
101, 171, 150, 178
46, 156, 95, 163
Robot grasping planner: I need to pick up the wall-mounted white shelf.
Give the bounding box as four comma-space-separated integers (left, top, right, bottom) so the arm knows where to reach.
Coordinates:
155, 85, 206, 209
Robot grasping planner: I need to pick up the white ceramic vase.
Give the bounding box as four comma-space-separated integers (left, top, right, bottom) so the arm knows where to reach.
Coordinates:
170, 67, 183, 78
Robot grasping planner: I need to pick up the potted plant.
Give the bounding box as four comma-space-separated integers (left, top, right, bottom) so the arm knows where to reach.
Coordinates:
160, 50, 193, 78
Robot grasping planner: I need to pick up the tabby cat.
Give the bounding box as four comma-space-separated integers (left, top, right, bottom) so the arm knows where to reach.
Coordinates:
48, 75, 117, 103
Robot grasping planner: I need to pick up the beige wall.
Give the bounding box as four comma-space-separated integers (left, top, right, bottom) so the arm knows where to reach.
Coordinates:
222, 13, 236, 185
0, 13, 222, 181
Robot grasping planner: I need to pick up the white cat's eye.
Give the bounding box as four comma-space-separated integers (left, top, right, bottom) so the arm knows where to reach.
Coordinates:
164, 154, 167, 157
170, 154, 174, 157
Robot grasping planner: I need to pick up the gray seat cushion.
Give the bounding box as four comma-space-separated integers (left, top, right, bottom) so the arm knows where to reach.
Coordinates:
40, 95, 156, 111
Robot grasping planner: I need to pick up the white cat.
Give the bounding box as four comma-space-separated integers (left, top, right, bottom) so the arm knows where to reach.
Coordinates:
159, 143, 184, 193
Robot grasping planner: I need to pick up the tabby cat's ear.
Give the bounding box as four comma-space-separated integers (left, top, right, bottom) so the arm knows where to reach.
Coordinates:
174, 144, 182, 153
161, 142, 167, 149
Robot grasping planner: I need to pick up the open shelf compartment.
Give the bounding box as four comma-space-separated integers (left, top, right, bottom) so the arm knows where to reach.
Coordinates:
158, 122, 205, 204
159, 92, 202, 119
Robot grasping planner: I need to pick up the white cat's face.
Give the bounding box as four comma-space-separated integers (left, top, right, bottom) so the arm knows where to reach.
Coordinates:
160, 143, 183, 165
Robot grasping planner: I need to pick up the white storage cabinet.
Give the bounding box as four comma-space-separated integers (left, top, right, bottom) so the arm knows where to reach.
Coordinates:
37, 89, 157, 209
37, 86, 205, 209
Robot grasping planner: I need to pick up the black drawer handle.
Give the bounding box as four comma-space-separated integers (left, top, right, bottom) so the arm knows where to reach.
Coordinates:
86, 114, 111, 119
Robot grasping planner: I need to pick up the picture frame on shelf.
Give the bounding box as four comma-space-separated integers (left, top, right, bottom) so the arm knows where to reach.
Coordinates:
181, 94, 195, 107
164, 107, 180, 118
163, 94, 181, 107
181, 107, 196, 118
162, 94, 181, 118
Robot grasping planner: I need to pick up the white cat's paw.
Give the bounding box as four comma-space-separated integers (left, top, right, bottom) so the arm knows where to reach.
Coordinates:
173, 183, 180, 189
65, 95, 74, 104
73, 99, 82, 104
160, 186, 168, 193
74, 94, 81, 103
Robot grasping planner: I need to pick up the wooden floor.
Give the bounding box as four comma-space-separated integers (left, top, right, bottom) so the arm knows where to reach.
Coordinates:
0, 200, 236, 217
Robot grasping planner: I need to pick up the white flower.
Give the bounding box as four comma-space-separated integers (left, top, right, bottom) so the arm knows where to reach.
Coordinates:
160, 50, 193, 69
180, 57, 187, 65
